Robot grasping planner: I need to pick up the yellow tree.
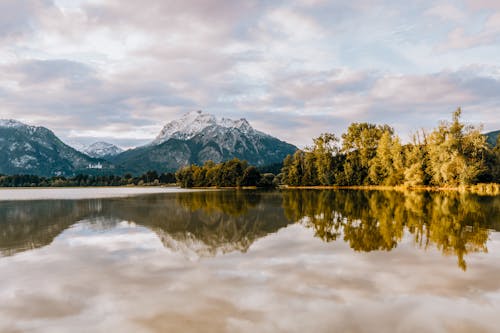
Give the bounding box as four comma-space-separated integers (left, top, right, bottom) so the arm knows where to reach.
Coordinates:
427, 108, 488, 186
368, 130, 405, 185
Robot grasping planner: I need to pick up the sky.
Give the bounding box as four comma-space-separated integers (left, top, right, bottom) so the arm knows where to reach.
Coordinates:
1, 0, 500, 148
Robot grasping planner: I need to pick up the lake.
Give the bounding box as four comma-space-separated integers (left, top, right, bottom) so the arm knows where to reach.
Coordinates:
1, 188, 500, 332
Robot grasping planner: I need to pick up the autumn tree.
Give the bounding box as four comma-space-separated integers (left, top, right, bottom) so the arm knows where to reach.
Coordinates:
341, 123, 393, 185
311, 133, 339, 185
368, 130, 405, 185
426, 108, 488, 186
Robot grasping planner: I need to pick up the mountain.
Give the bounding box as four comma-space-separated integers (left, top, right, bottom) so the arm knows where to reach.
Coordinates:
111, 110, 298, 174
0, 119, 112, 176
485, 130, 500, 147
0, 112, 298, 176
83, 142, 124, 159
152, 110, 254, 144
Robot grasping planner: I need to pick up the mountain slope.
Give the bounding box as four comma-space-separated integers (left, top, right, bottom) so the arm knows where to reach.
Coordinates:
153, 110, 254, 144
0, 120, 112, 176
83, 142, 124, 159
112, 111, 297, 174
486, 130, 500, 147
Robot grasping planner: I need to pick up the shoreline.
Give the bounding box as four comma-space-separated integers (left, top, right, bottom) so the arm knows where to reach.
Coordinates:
0, 186, 203, 201
1, 183, 499, 197
279, 184, 500, 195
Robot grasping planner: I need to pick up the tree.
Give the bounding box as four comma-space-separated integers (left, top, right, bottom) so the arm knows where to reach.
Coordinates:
369, 130, 404, 185
403, 131, 431, 186
492, 136, 500, 182
311, 133, 339, 185
341, 123, 393, 185
287, 150, 306, 186
240, 166, 261, 186
426, 108, 488, 186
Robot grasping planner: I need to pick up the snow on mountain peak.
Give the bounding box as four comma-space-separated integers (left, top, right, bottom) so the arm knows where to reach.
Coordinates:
83, 141, 124, 158
0, 119, 28, 128
153, 110, 255, 145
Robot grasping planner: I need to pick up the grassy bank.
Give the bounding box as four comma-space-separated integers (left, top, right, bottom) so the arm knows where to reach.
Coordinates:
280, 183, 500, 196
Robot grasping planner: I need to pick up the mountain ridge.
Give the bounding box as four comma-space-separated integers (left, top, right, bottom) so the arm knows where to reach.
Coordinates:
83, 142, 124, 159
0, 111, 298, 176
111, 110, 297, 174
0, 119, 113, 176
152, 110, 258, 145
486, 130, 500, 147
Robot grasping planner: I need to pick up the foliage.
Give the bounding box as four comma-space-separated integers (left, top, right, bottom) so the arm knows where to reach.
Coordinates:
426, 108, 489, 186
281, 108, 499, 187
0, 171, 176, 187
175, 158, 276, 188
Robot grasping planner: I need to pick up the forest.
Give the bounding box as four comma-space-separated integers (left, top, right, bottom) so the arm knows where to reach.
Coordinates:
0, 171, 176, 187
175, 159, 276, 188
281, 108, 500, 188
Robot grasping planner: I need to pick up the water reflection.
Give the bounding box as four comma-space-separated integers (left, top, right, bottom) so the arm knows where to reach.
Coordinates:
100, 191, 292, 256
1, 189, 500, 332
0, 200, 99, 256
1, 190, 499, 269
283, 190, 500, 270
0, 191, 292, 258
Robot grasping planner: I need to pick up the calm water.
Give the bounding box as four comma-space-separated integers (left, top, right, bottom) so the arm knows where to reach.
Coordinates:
1, 189, 500, 333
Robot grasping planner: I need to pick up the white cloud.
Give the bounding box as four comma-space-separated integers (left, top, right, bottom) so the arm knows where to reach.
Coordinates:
0, 0, 499, 148
426, 3, 466, 21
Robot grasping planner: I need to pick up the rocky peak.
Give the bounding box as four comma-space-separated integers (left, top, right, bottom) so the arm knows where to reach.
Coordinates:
152, 110, 255, 145
0, 119, 31, 129
83, 142, 124, 158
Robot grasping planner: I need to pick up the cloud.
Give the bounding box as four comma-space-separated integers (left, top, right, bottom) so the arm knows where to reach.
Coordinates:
435, 6, 500, 51
465, 0, 500, 11
0, 0, 499, 148
426, 3, 466, 21
0, 0, 56, 41
5, 59, 96, 86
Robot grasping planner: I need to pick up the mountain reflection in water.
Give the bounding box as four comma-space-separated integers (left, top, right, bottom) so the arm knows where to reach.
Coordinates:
0, 190, 499, 270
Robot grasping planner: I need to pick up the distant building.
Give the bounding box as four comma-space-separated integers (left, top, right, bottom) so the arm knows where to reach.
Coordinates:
87, 162, 103, 169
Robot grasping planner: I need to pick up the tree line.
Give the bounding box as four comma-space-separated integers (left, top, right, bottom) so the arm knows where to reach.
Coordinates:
2, 108, 498, 189
176, 158, 276, 188
0, 171, 176, 187
281, 108, 500, 187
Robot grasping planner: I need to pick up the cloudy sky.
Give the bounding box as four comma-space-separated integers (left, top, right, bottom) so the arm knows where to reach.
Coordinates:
1, 0, 500, 148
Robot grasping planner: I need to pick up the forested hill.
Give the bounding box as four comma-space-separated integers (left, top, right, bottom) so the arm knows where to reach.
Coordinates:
486, 130, 500, 147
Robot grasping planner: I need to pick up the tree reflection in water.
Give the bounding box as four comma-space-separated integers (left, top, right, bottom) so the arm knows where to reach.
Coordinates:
282, 190, 500, 270
0, 189, 499, 269
0, 191, 292, 257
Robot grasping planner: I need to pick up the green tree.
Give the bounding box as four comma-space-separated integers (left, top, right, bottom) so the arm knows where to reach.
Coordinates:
240, 166, 261, 186
286, 150, 306, 186
311, 133, 339, 185
341, 123, 393, 185
427, 108, 488, 186
368, 131, 405, 185
404, 132, 431, 186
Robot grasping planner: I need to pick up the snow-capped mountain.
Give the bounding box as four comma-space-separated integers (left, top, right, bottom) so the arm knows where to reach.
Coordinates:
83, 142, 124, 159
152, 110, 255, 145
0, 119, 112, 176
0, 112, 298, 176
0, 119, 28, 129
111, 110, 298, 174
